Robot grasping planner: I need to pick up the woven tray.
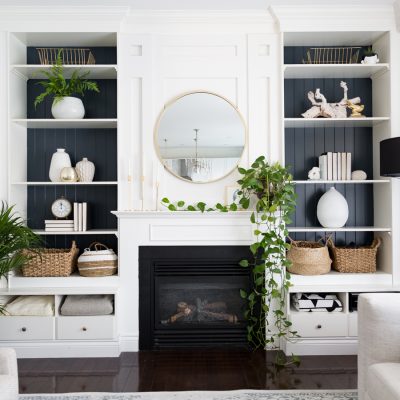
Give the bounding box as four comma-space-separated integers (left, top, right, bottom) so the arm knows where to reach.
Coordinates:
22, 241, 79, 277
328, 237, 381, 273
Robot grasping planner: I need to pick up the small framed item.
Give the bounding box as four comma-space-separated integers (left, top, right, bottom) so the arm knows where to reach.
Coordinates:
51, 196, 72, 219
225, 185, 241, 208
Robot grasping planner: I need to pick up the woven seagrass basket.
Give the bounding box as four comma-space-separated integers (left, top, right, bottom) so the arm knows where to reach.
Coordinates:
22, 241, 79, 277
328, 237, 381, 273
286, 238, 332, 275
77, 242, 118, 277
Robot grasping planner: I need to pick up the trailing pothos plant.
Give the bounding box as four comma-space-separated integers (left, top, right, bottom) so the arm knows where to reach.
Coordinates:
161, 156, 299, 363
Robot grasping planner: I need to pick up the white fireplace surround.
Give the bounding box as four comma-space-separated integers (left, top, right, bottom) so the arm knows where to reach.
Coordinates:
114, 210, 254, 353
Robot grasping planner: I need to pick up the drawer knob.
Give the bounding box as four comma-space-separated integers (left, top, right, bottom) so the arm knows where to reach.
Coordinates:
82, 327, 87, 332
21, 327, 27, 332
316, 324, 322, 329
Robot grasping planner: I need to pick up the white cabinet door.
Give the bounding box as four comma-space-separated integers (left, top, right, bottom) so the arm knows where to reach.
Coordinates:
56, 316, 115, 340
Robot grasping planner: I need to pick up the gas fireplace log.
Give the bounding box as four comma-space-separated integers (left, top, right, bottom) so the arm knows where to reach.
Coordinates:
201, 310, 238, 324
169, 304, 195, 323
203, 301, 227, 311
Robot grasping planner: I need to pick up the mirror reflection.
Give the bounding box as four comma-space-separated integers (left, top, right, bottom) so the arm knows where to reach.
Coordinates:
155, 92, 246, 183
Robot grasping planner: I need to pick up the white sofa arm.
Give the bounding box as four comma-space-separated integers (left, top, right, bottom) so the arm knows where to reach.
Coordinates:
358, 293, 400, 400
0, 348, 18, 400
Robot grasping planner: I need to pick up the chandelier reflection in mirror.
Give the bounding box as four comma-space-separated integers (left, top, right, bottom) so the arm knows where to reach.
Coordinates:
155, 91, 247, 183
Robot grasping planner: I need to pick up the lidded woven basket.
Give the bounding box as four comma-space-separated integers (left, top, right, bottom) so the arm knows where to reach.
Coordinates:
287, 238, 332, 275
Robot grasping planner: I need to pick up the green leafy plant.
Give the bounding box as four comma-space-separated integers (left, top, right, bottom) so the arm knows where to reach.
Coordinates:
363, 47, 377, 57
34, 49, 100, 108
161, 156, 298, 363
0, 203, 42, 314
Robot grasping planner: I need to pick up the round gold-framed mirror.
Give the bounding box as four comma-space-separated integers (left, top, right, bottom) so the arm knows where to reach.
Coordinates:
154, 91, 247, 183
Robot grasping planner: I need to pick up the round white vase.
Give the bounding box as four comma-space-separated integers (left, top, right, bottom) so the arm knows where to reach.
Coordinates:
51, 97, 85, 119
317, 187, 349, 228
75, 157, 95, 182
49, 149, 72, 182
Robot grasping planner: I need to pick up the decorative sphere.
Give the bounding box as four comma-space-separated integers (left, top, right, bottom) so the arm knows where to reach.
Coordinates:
60, 167, 79, 182
351, 170, 367, 180
317, 187, 349, 228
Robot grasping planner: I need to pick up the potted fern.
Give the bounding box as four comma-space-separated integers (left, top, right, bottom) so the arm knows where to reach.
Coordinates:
34, 49, 100, 119
0, 203, 41, 314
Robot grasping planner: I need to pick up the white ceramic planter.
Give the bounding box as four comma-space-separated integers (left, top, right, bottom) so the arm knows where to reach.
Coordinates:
49, 149, 72, 182
317, 187, 349, 228
75, 157, 95, 182
51, 97, 85, 119
361, 55, 379, 64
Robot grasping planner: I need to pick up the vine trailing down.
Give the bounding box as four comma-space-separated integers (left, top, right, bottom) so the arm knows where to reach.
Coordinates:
161, 156, 299, 363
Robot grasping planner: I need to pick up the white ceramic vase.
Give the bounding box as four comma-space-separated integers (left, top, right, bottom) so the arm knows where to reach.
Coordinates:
317, 187, 349, 228
51, 97, 85, 119
361, 55, 379, 64
49, 149, 72, 182
75, 157, 95, 182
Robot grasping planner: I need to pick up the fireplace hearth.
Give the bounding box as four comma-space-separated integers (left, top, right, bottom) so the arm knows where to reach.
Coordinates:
139, 246, 253, 349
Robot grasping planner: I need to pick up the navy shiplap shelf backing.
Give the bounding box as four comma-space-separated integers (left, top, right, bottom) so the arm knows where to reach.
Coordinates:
284, 47, 378, 246
25, 46, 117, 251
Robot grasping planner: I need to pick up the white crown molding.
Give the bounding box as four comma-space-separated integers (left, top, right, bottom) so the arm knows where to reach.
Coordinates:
270, 4, 396, 32
121, 9, 278, 34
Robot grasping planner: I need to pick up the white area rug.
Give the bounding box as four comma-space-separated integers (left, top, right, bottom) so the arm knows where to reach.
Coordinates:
20, 390, 358, 400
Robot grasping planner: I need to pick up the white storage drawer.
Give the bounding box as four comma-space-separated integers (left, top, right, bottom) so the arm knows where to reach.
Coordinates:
56, 316, 115, 340
290, 312, 348, 337
0, 316, 54, 340
348, 312, 358, 336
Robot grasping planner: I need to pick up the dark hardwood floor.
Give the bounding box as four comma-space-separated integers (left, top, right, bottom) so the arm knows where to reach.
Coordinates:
18, 350, 357, 394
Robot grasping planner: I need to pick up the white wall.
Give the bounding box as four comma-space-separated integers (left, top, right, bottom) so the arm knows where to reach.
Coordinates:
0, 31, 8, 203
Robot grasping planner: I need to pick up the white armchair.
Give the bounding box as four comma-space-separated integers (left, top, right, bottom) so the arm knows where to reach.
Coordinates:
0, 348, 18, 400
358, 293, 400, 400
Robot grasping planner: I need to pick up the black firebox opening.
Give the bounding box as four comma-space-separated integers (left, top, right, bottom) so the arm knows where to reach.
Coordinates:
139, 246, 253, 350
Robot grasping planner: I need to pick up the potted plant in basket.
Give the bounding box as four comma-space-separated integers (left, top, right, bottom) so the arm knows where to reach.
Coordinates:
0, 203, 41, 314
34, 49, 100, 119
361, 47, 379, 64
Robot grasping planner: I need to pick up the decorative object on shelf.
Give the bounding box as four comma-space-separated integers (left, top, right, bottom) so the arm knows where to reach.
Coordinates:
21, 241, 79, 277
60, 294, 114, 316
303, 47, 361, 64
49, 148, 72, 182
51, 196, 72, 219
302, 81, 361, 119
361, 47, 379, 64
225, 185, 242, 207
317, 187, 349, 228
36, 47, 96, 65
286, 238, 332, 275
77, 242, 118, 277
291, 293, 343, 312
347, 99, 365, 118
45, 219, 74, 233
73, 202, 88, 231
319, 152, 351, 181
307, 167, 320, 180
34, 49, 99, 119
327, 237, 381, 273
60, 166, 79, 182
75, 157, 95, 182
351, 170, 367, 180
380, 137, 400, 177
0, 203, 42, 314
4, 295, 54, 316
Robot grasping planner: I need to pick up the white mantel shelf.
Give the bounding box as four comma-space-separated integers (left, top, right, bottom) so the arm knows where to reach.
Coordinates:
112, 211, 253, 218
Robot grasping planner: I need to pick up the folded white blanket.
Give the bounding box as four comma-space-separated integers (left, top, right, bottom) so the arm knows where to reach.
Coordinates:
3, 295, 54, 316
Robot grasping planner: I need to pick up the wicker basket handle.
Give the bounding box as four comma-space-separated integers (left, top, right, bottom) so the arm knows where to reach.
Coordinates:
71, 240, 77, 249
326, 236, 335, 248
88, 242, 109, 251
371, 237, 382, 249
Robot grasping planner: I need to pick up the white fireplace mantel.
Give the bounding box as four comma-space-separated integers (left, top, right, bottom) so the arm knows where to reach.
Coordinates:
112, 210, 256, 352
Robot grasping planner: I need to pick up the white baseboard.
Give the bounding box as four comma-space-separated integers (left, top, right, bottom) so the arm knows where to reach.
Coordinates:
1, 341, 121, 358
119, 335, 138, 352
284, 338, 358, 356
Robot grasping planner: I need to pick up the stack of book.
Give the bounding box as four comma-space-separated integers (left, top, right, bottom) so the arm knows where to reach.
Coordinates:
318, 152, 352, 181
73, 202, 88, 232
45, 219, 74, 232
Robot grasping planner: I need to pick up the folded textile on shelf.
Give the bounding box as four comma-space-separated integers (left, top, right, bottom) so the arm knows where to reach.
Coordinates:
291, 293, 343, 312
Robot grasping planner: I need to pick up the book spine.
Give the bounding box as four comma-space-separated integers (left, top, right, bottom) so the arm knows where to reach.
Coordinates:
327, 152, 333, 180
73, 203, 78, 231
319, 155, 327, 180
337, 153, 342, 181
332, 153, 338, 181
82, 202, 87, 232
341, 152, 347, 181
78, 203, 83, 232
346, 152, 352, 180
45, 228, 75, 232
